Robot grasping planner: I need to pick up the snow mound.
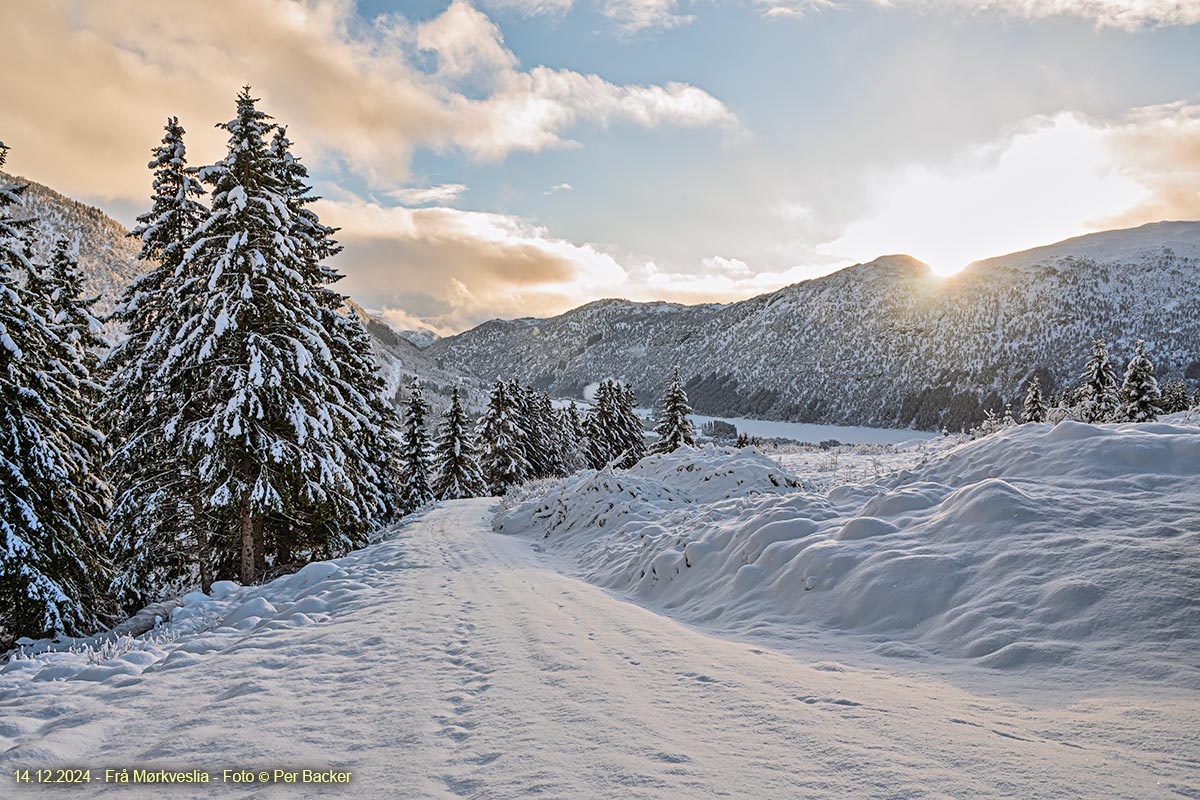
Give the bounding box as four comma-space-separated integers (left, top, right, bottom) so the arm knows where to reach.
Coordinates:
497, 424, 1200, 685
1, 535, 389, 696
495, 444, 804, 541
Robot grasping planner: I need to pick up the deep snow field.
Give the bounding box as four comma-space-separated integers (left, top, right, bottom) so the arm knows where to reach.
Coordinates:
498, 418, 1200, 691
2, 416, 1198, 797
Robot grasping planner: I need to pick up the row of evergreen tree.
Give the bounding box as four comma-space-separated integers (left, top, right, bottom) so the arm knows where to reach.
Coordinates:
409, 367, 697, 501
0, 91, 418, 641
3, 90, 701, 644
1018, 338, 1190, 425
2, 138, 111, 643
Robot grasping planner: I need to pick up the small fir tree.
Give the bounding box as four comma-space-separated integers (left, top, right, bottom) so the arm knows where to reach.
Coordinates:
556, 401, 587, 473
583, 380, 621, 469
398, 379, 435, 513
1160, 378, 1190, 414
1120, 340, 1162, 422
432, 386, 486, 500
614, 383, 647, 467
478, 379, 530, 495
651, 366, 696, 454
1021, 375, 1046, 423
1078, 338, 1120, 423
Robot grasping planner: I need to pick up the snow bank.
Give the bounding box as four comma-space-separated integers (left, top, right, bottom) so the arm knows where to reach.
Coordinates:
496, 425, 1200, 685
1, 545, 380, 696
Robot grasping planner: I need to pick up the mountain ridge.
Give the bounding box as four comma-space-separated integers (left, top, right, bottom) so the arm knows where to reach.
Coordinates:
428, 221, 1200, 431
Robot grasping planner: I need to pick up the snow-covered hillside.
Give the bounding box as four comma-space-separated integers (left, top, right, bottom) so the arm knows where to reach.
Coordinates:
497, 419, 1200, 687
0, 171, 142, 318
345, 300, 486, 414
430, 222, 1200, 430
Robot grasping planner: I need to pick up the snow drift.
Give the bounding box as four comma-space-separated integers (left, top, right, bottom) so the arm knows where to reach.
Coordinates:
0, 546, 382, 697
496, 423, 1200, 685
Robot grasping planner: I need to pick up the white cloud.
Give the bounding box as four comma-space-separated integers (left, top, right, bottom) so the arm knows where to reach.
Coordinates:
0, 0, 737, 203
753, 1, 837, 19
387, 184, 469, 206
761, 0, 1200, 28
418, 0, 518, 82
484, 0, 575, 15
544, 183, 574, 194
598, 0, 695, 33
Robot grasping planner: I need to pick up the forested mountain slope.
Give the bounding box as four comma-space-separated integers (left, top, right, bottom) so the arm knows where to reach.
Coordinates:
428, 222, 1200, 430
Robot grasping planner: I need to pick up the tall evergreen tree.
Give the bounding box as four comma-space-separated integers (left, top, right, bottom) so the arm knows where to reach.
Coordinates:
556, 400, 587, 473
0, 144, 110, 641
614, 383, 647, 467
1120, 340, 1162, 423
651, 366, 696, 454
1021, 374, 1046, 423
432, 386, 486, 500
105, 116, 213, 608
164, 88, 375, 584
1078, 338, 1120, 423
398, 379, 434, 513
583, 380, 620, 469
478, 379, 529, 495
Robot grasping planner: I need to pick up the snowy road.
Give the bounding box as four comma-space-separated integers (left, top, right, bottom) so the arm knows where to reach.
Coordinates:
4, 499, 1197, 798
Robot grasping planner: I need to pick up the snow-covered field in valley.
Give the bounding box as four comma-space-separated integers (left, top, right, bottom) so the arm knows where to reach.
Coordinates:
3, 420, 1199, 798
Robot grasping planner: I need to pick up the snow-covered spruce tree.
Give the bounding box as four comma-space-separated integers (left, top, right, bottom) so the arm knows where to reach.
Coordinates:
614, 382, 647, 467
166, 88, 378, 584
432, 385, 486, 500
583, 380, 619, 469
104, 117, 214, 609
269, 127, 402, 551
1120, 340, 1162, 423
398, 379, 435, 513
45, 240, 106, 364
1160, 378, 1190, 414
478, 378, 530, 495
509, 382, 544, 478
0, 144, 110, 641
1078, 338, 1120, 423
584, 380, 646, 469
1001, 404, 1016, 428
528, 387, 567, 479
651, 366, 696, 454
1021, 375, 1046, 423
555, 400, 587, 473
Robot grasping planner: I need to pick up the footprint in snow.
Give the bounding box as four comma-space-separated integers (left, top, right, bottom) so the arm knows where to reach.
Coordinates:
796, 695, 862, 708
678, 672, 719, 685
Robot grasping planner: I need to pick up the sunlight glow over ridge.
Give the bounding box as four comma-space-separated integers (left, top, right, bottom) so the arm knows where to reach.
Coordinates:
824, 113, 1153, 276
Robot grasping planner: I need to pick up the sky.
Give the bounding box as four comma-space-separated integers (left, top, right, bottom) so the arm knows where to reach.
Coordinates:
2, 0, 1199, 334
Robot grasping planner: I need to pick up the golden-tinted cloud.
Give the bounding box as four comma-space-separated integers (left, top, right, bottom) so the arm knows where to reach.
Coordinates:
0, 0, 737, 203
1100, 102, 1200, 228
318, 196, 632, 331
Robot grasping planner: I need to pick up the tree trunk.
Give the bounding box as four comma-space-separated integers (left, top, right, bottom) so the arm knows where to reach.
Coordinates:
240, 500, 256, 585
